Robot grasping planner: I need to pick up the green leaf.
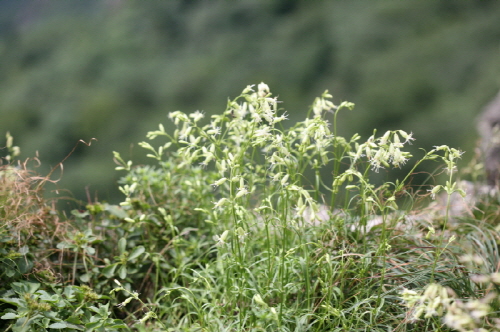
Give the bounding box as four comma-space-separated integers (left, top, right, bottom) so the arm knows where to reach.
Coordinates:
128, 246, 145, 261
102, 263, 118, 278
65, 322, 84, 330
97, 303, 110, 317
14, 314, 44, 332
16, 256, 33, 274
85, 321, 102, 329
48, 322, 67, 328
79, 273, 91, 283
105, 204, 128, 219
18, 246, 29, 255
63, 286, 78, 300
118, 265, 127, 279
89, 303, 110, 318
56, 242, 72, 250
118, 238, 127, 254
41, 317, 51, 328
36, 290, 58, 303
50, 321, 84, 330
88, 306, 100, 314
66, 315, 83, 325
12, 281, 40, 295
1, 312, 18, 319
72, 209, 90, 218
85, 246, 96, 255
108, 320, 128, 328
0, 297, 23, 307
5, 268, 16, 278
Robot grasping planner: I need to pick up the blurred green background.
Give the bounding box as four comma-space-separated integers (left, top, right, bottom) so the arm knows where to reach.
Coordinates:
1, 0, 499, 206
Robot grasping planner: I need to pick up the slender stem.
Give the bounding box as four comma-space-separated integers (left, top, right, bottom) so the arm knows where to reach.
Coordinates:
431, 163, 454, 283
330, 109, 340, 209
72, 250, 78, 285
279, 190, 289, 325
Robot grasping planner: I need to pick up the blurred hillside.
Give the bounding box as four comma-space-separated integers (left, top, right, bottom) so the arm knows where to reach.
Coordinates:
1, 0, 499, 205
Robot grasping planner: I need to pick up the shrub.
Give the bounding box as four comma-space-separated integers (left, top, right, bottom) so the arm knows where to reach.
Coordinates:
0, 134, 127, 331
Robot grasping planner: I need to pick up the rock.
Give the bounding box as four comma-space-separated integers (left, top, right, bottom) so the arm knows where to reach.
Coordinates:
477, 91, 500, 186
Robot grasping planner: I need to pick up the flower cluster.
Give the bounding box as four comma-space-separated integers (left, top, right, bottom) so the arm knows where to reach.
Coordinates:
352, 130, 415, 172
401, 283, 451, 321
401, 283, 494, 332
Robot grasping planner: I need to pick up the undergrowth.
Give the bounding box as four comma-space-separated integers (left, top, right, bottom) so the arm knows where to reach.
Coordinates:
2, 84, 500, 331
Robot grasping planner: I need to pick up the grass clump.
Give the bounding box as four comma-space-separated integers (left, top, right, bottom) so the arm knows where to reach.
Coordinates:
2, 84, 500, 331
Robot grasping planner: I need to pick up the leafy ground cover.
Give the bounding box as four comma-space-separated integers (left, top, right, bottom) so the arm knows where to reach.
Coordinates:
2, 84, 500, 331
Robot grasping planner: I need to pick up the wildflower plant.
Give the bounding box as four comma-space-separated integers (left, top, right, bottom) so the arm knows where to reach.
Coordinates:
105, 82, 482, 331
4, 84, 500, 331
401, 283, 495, 332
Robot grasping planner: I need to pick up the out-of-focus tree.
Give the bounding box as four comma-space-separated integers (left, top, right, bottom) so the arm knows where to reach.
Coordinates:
0, 0, 499, 204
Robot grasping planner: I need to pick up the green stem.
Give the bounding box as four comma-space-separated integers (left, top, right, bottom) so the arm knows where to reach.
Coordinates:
72, 250, 78, 285
430, 164, 454, 283
330, 109, 340, 209
278, 191, 289, 325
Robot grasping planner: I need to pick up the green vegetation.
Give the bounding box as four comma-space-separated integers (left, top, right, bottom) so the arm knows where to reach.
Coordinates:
2, 84, 500, 331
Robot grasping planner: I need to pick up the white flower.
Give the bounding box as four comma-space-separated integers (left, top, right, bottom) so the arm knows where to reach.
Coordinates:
312, 97, 324, 116
280, 174, 290, 186
206, 126, 221, 136
428, 185, 442, 199
251, 112, 262, 123
212, 177, 227, 188
391, 147, 408, 168
254, 126, 271, 139
235, 186, 249, 199
370, 148, 388, 172
258, 82, 270, 98
253, 294, 268, 307
379, 131, 391, 146
168, 111, 189, 125
272, 112, 288, 123
189, 110, 205, 122
242, 84, 255, 94
399, 130, 415, 144
214, 230, 229, 246
445, 165, 457, 175
233, 102, 248, 119
213, 198, 229, 209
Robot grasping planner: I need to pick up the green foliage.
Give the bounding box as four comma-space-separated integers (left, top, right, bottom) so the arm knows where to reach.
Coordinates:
0, 133, 129, 331
3, 84, 500, 331
0, 282, 126, 332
